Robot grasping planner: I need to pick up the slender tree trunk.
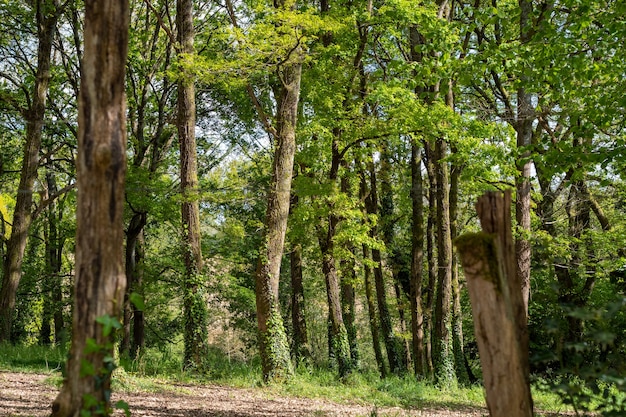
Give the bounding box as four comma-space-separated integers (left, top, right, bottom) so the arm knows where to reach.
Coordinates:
433, 137, 455, 385
131, 231, 146, 358
424, 142, 438, 377
0, 0, 60, 343
289, 196, 310, 365
360, 166, 386, 377
449, 156, 469, 385
41, 173, 64, 345
121, 212, 147, 357
340, 170, 359, 368
363, 243, 387, 377
51, 1, 129, 414
177, 0, 209, 369
366, 160, 401, 374
255, 37, 302, 382
410, 144, 425, 376
516, 0, 534, 317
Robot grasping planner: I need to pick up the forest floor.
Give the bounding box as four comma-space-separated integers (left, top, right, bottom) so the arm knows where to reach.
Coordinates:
0, 370, 490, 417
0, 370, 578, 417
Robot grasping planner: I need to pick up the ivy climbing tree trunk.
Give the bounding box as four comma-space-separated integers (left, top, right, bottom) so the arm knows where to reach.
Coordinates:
254, 20, 302, 381
433, 136, 455, 385
50, 0, 129, 414
0, 0, 60, 343
177, 0, 210, 369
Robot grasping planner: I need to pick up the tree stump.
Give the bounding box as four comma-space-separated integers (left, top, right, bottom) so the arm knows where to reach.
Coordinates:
455, 191, 533, 417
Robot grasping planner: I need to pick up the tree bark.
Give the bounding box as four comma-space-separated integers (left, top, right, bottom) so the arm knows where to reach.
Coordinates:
0, 0, 60, 343
515, 0, 534, 316
433, 137, 455, 385
366, 159, 402, 374
455, 191, 533, 417
177, 0, 210, 370
424, 142, 437, 377
289, 194, 310, 365
410, 143, 425, 376
255, 30, 302, 381
50, 0, 129, 414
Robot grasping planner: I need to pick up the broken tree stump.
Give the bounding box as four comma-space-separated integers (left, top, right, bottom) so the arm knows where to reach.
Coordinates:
455, 191, 533, 417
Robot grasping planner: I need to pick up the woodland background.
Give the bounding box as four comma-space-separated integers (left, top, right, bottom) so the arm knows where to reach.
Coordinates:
0, 0, 625, 414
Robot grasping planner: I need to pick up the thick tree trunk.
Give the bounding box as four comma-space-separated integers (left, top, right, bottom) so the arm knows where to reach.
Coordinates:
255, 49, 301, 382
456, 192, 533, 417
363, 244, 386, 377
50, 1, 129, 414
433, 138, 455, 385
410, 144, 425, 377
0, 0, 59, 343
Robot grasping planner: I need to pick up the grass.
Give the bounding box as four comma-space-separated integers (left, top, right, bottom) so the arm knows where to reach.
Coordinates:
0, 342, 575, 415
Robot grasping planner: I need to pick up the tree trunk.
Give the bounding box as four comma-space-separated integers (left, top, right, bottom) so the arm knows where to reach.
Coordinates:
456, 191, 533, 417
40, 173, 65, 345
255, 39, 302, 382
433, 137, 455, 385
424, 142, 437, 377
516, 0, 534, 316
0, 0, 60, 343
289, 194, 310, 365
360, 167, 386, 377
449, 151, 469, 385
50, 1, 129, 414
177, 0, 209, 370
367, 160, 402, 374
290, 242, 310, 364
410, 143, 425, 376
363, 243, 386, 377
121, 212, 147, 358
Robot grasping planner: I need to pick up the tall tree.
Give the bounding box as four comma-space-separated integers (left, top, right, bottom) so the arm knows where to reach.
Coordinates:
0, 0, 61, 342
177, 0, 210, 369
51, 0, 129, 414
253, 0, 303, 382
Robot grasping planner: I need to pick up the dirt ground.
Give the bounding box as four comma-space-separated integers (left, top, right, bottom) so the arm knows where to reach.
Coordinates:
0, 370, 491, 417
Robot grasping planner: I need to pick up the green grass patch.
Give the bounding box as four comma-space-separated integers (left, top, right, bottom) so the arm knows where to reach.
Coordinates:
0, 342, 575, 415
0, 342, 66, 373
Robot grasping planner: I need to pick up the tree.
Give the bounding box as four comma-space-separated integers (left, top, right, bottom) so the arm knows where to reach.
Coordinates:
51, 0, 129, 414
177, 0, 210, 370
0, 0, 62, 343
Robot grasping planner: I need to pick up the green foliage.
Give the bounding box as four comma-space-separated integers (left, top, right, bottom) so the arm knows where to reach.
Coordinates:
259, 307, 293, 383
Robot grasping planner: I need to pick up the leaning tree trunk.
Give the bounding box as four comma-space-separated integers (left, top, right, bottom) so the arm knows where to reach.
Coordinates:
0, 0, 60, 343
255, 52, 302, 383
177, 0, 210, 369
51, 1, 129, 414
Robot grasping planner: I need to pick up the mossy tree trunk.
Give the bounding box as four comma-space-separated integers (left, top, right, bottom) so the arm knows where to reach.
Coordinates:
50, 1, 129, 414
254, 9, 302, 379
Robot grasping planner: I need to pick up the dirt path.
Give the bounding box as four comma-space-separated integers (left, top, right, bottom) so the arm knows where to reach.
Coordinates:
0, 371, 489, 417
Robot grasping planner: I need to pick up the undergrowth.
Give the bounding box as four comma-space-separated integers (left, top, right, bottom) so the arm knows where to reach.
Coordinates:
0, 342, 574, 415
